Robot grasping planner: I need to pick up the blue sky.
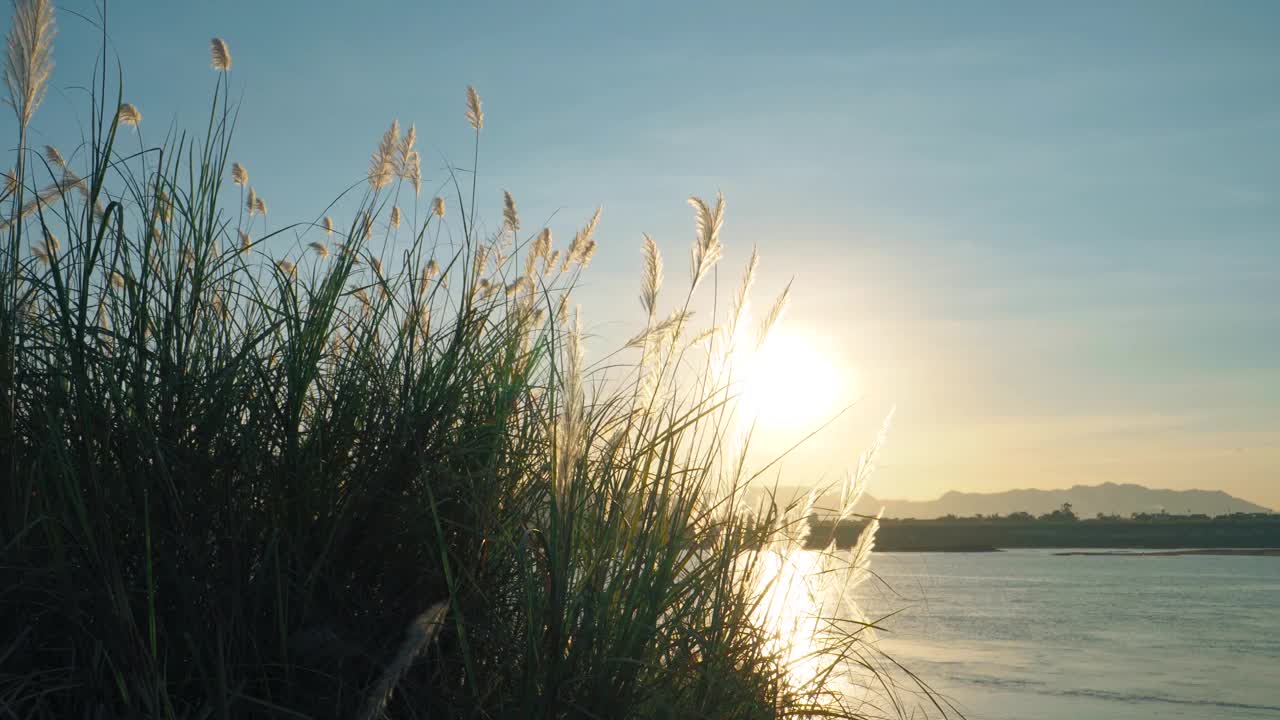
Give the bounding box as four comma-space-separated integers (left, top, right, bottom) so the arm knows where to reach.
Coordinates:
17, 1, 1279, 507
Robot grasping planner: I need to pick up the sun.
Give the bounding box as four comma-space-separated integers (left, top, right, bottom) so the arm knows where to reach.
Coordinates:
737, 327, 850, 430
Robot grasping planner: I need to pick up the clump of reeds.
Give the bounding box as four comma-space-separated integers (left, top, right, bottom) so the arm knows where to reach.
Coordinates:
0, 11, 942, 720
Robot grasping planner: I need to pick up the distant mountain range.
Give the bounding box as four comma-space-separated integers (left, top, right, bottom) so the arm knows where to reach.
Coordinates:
760, 482, 1273, 519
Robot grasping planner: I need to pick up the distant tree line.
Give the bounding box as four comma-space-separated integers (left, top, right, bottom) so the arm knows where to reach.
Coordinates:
807, 505, 1280, 551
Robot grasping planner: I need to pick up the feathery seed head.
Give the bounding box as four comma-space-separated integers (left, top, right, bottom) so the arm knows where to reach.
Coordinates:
211, 293, 229, 320
465, 85, 483, 130
688, 193, 725, 289
406, 150, 422, 194
370, 256, 383, 275
4, 0, 56, 129
566, 207, 602, 267
533, 228, 552, 259
395, 123, 421, 193
396, 123, 415, 164
154, 187, 173, 222
390, 205, 401, 228
231, 162, 248, 186
110, 271, 125, 289
755, 280, 791, 348
418, 260, 440, 293
210, 38, 231, 71
432, 196, 445, 217
322, 216, 334, 235
116, 102, 141, 126
254, 196, 266, 216
246, 186, 257, 215
640, 233, 663, 315
728, 245, 759, 339
238, 230, 251, 255
368, 120, 399, 190
309, 241, 330, 258
276, 259, 296, 276
43, 144, 63, 166
502, 190, 519, 233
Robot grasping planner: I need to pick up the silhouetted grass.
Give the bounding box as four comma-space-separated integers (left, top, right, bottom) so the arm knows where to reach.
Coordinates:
0, 7, 947, 719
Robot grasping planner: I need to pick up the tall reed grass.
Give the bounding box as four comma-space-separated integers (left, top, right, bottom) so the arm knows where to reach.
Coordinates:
0, 6, 947, 718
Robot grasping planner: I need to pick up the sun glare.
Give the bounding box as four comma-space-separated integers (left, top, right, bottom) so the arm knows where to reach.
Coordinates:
739, 327, 850, 430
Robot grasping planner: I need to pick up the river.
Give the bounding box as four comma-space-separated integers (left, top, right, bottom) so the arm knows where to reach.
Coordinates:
847, 549, 1280, 719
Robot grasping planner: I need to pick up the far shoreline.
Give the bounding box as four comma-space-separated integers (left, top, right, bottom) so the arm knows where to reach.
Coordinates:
1052, 548, 1280, 557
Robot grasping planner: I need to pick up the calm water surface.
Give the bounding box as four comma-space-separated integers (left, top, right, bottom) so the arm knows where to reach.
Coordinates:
850, 549, 1280, 719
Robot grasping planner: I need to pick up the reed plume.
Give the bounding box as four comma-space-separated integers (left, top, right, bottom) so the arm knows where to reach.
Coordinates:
43, 144, 63, 167
368, 120, 398, 190
626, 309, 693, 348
109, 271, 124, 289
565, 207, 602, 269
254, 196, 266, 216
846, 509, 882, 591
532, 228, 552, 259
640, 233, 663, 316
526, 227, 550, 276
502, 190, 519, 233
231, 162, 247, 186
688, 193, 725, 290
419, 259, 440, 293
308, 242, 329, 258
555, 308, 584, 499
322, 215, 334, 235
238, 230, 251, 255
116, 102, 141, 126
396, 123, 422, 194
432, 196, 445, 217
837, 407, 895, 524
396, 123, 415, 173
465, 85, 483, 130
4, 0, 55, 129
209, 38, 231, 71
276, 259, 295, 276
755, 281, 790, 348
246, 187, 257, 215
358, 601, 449, 720
406, 152, 421, 194
727, 245, 759, 341
353, 287, 371, 309
0, 173, 85, 230
390, 205, 401, 229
